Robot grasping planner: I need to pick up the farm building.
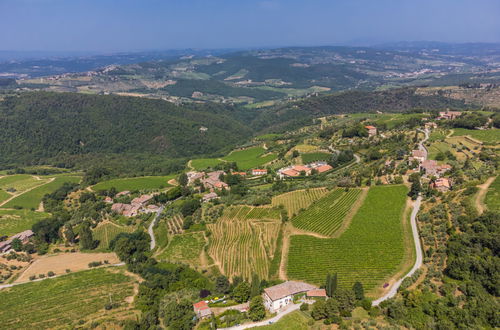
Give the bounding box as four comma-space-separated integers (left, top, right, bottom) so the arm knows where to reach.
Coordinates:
411, 150, 426, 163
437, 111, 461, 120
278, 161, 331, 179
104, 196, 113, 203
0, 230, 34, 253
430, 178, 452, 192
420, 160, 452, 177
316, 164, 333, 173
263, 281, 317, 312
202, 192, 219, 202
111, 194, 156, 217
425, 122, 438, 130
306, 289, 327, 298
365, 125, 377, 137
193, 301, 213, 319
115, 190, 130, 197
251, 169, 268, 176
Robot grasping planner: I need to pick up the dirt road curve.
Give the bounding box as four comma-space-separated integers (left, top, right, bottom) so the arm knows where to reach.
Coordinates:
148, 206, 164, 250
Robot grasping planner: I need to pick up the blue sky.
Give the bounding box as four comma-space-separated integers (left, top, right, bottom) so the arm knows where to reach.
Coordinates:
0, 0, 499, 51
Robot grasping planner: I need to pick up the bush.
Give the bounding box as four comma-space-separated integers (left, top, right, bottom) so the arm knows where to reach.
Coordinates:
39, 274, 45, 278
29, 275, 36, 281
66, 269, 71, 273
88, 261, 103, 268
47, 271, 55, 277
300, 303, 309, 311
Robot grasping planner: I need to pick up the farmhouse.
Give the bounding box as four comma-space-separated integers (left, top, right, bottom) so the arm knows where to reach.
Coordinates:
425, 122, 438, 130
430, 177, 452, 192
437, 110, 462, 120
187, 171, 205, 185
251, 169, 268, 176
420, 160, 452, 177
411, 150, 426, 163
111, 194, 155, 217
202, 192, 219, 202
365, 125, 377, 137
263, 281, 317, 312
193, 301, 213, 319
0, 230, 34, 253
104, 196, 113, 203
278, 161, 331, 179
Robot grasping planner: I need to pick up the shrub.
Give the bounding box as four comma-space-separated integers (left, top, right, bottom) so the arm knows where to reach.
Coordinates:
88, 261, 103, 268
29, 275, 36, 281
39, 274, 45, 278
66, 269, 71, 273
300, 303, 309, 311
47, 271, 55, 277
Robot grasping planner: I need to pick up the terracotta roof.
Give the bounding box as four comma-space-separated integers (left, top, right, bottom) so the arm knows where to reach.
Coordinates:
281, 169, 300, 177
306, 289, 327, 297
292, 165, 311, 173
316, 164, 333, 173
263, 281, 317, 301
412, 150, 426, 158
193, 301, 209, 310
365, 125, 376, 129
434, 178, 451, 188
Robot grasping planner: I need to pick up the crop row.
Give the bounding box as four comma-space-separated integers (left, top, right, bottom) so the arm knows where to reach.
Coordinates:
292, 188, 361, 236
272, 187, 329, 217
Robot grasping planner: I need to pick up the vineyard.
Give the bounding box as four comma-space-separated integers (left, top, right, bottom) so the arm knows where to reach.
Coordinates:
287, 185, 409, 295
207, 205, 282, 280
93, 222, 135, 250
166, 215, 184, 235
272, 188, 329, 218
291, 188, 362, 236
156, 232, 206, 268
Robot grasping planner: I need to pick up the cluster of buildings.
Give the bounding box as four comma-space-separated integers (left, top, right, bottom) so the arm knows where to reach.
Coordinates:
111, 193, 159, 217
437, 110, 462, 120
278, 161, 333, 179
0, 230, 34, 254
409, 149, 452, 191
187, 170, 229, 191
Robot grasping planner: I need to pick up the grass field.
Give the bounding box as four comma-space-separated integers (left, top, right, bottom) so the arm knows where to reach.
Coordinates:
190, 158, 224, 170
0, 268, 135, 329
208, 206, 282, 280
287, 185, 408, 294
301, 152, 331, 164
222, 147, 277, 171
0, 175, 49, 193
291, 188, 362, 237
255, 311, 311, 329
93, 222, 135, 250
2, 176, 81, 210
0, 209, 49, 236
156, 232, 206, 267
428, 129, 449, 142
272, 188, 329, 218
485, 176, 500, 212
92, 175, 175, 192
427, 141, 453, 160
452, 128, 500, 143
0, 190, 10, 204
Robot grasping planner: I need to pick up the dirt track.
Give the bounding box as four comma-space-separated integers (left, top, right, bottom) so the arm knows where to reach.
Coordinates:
475, 176, 496, 215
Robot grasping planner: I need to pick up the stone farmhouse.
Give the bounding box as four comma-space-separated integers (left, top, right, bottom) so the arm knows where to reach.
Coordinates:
186, 171, 229, 191
430, 177, 452, 192
437, 111, 462, 120
111, 194, 154, 217
420, 160, 452, 177
263, 281, 317, 312
193, 301, 213, 320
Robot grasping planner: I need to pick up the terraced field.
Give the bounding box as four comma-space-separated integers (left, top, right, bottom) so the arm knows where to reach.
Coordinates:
92, 175, 175, 192
452, 128, 500, 143
208, 206, 282, 280
291, 188, 362, 236
156, 232, 206, 268
287, 185, 408, 295
2, 176, 81, 209
0, 209, 50, 236
222, 147, 277, 171
272, 188, 329, 217
93, 222, 135, 250
0, 268, 135, 329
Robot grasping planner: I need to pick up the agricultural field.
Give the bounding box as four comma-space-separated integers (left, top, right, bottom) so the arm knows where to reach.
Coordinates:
484, 176, 500, 212
256, 310, 311, 330
207, 206, 282, 280
2, 176, 81, 210
428, 129, 449, 142
156, 232, 206, 268
272, 188, 329, 217
0, 190, 10, 204
301, 152, 332, 164
165, 214, 184, 235
0, 209, 49, 236
287, 185, 408, 295
0, 174, 50, 193
190, 158, 224, 170
222, 147, 277, 170
291, 188, 362, 237
452, 128, 500, 143
0, 268, 135, 329
292, 144, 319, 153
93, 222, 135, 250
92, 175, 175, 192
427, 142, 453, 160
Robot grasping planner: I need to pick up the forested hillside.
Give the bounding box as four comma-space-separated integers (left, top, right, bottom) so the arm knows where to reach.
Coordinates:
0, 92, 252, 167
252, 87, 470, 131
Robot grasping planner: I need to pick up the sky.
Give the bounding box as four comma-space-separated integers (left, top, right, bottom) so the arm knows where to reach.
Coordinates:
0, 0, 499, 52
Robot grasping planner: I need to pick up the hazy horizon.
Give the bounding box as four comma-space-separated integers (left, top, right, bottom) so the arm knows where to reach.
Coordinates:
1, 0, 499, 52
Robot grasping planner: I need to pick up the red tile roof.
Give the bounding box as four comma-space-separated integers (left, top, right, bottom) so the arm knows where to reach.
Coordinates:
316, 164, 333, 173
193, 301, 209, 310
365, 125, 376, 129
282, 169, 300, 177
306, 289, 327, 297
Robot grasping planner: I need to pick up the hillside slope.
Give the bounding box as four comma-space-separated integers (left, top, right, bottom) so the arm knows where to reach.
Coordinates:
0, 92, 252, 166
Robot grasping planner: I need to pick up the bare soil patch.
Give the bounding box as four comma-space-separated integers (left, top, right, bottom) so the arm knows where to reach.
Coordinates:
16, 252, 119, 283
475, 176, 496, 215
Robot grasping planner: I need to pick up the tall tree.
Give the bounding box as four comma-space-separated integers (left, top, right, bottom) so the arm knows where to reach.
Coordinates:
248, 296, 266, 321
232, 282, 250, 303
215, 275, 230, 294
79, 223, 95, 250
178, 173, 188, 187
325, 273, 332, 297
331, 273, 338, 296
250, 274, 261, 297
352, 281, 364, 300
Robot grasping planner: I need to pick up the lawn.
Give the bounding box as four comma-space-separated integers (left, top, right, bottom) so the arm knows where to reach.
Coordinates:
287, 185, 408, 295
156, 232, 206, 268
0, 209, 50, 236
427, 142, 452, 160
301, 152, 332, 164
255, 311, 311, 329
485, 176, 500, 212
452, 128, 500, 143
190, 158, 224, 171
0, 268, 135, 329
2, 176, 81, 210
222, 146, 277, 170
92, 175, 175, 192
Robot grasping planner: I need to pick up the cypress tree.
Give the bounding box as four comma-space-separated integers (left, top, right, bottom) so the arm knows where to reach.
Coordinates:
332, 273, 338, 295
250, 274, 261, 297
325, 273, 332, 297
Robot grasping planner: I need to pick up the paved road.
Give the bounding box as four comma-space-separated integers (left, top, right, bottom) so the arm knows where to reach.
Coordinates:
219, 303, 301, 330
148, 206, 164, 250
372, 128, 429, 306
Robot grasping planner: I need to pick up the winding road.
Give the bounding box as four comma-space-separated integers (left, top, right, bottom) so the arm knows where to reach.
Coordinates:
372, 128, 429, 306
